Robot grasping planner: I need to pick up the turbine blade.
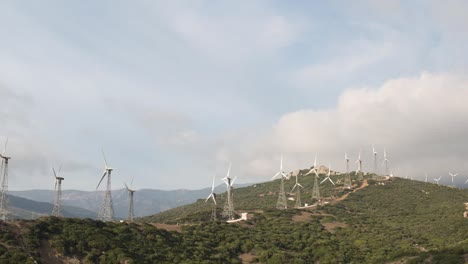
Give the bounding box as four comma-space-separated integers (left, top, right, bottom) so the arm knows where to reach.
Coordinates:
291, 184, 297, 191
96, 171, 107, 189
2, 136, 8, 156
314, 153, 317, 167
52, 167, 58, 178
205, 193, 212, 203
124, 182, 130, 191
212, 195, 217, 205
101, 149, 109, 169
227, 162, 231, 178
272, 171, 280, 180
329, 178, 335, 185
320, 178, 327, 184
230, 176, 237, 186
298, 183, 304, 188
211, 175, 216, 192
130, 176, 134, 188
280, 154, 283, 170
55, 180, 57, 190
281, 172, 288, 179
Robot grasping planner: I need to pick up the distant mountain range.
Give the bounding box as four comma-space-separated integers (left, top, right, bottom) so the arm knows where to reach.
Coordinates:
9, 183, 251, 219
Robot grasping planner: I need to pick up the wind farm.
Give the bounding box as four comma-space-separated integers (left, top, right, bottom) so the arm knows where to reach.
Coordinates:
1, 1, 468, 263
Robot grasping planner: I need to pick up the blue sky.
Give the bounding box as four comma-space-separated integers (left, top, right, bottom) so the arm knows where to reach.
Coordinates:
1, 1, 468, 190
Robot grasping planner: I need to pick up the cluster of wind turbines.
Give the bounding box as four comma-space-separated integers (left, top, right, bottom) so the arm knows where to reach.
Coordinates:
0, 137, 137, 222
205, 163, 237, 221
51, 150, 137, 222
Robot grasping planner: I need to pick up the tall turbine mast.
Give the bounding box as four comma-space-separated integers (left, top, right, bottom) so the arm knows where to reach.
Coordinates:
96, 150, 114, 222
205, 174, 217, 221
307, 153, 321, 203
356, 150, 363, 180
0, 138, 10, 221
372, 145, 378, 178
382, 148, 389, 176
52, 166, 64, 217
291, 172, 303, 208
221, 163, 236, 220
124, 177, 136, 222
320, 164, 336, 198
272, 155, 289, 210
344, 153, 352, 189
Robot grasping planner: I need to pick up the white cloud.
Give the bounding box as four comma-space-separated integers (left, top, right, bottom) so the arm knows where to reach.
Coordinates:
228, 72, 468, 183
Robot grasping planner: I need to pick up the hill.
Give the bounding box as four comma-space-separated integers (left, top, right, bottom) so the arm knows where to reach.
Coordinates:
7, 194, 96, 219
1, 172, 467, 263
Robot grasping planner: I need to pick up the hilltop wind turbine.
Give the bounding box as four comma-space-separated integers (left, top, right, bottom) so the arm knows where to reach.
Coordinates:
291, 173, 304, 208
272, 155, 288, 210
221, 163, 236, 220
320, 165, 336, 198
124, 178, 136, 222
52, 166, 64, 217
382, 148, 389, 176
434, 176, 441, 185
96, 150, 114, 222
344, 153, 352, 189
205, 174, 217, 221
449, 173, 458, 187
356, 150, 363, 180
307, 153, 321, 202
372, 145, 378, 176
465, 177, 468, 185
0, 138, 11, 221
425, 173, 428, 183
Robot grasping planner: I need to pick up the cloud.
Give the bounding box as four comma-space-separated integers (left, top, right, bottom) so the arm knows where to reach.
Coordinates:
227, 72, 468, 183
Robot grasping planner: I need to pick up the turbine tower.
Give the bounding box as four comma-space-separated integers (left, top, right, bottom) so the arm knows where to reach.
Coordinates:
382, 148, 389, 176
372, 145, 378, 178
124, 178, 136, 222
344, 153, 352, 189
96, 150, 114, 222
0, 138, 10, 221
356, 150, 363, 180
52, 166, 64, 217
205, 175, 217, 221
291, 173, 303, 208
434, 176, 441, 185
449, 173, 458, 187
221, 163, 236, 220
272, 155, 289, 210
307, 153, 321, 203
320, 164, 336, 198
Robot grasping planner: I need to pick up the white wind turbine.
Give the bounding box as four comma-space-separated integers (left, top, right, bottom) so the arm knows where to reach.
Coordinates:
382, 148, 389, 176
425, 173, 428, 183
206, 174, 217, 221
434, 176, 441, 185
272, 155, 288, 209
52, 166, 64, 217
449, 173, 458, 187
344, 153, 351, 189
291, 173, 303, 208
320, 164, 335, 186
124, 177, 136, 222
372, 145, 378, 174
306, 153, 318, 176
221, 163, 236, 220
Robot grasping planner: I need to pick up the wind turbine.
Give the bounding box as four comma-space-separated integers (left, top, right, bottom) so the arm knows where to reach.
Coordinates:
425, 173, 428, 183
382, 148, 389, 176
307, 153, 321, 202
291, 173, 303, 208
124, 177, 136, 222
96, 150, 114, 222
0, 137, 11, 221
449, 173, 458, 187
344, 153, 351, 189
356, 150, 363, 180
206, 174, 217, 221
372, 145, 378, 176
221, 163, 235, 220
272, 155, 288, 209
434, 176, 441, 185
320, 164, 336, 199
52, 166, 64, 217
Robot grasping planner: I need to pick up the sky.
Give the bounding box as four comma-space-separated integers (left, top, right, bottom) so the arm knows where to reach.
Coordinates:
1, 0, 468, 191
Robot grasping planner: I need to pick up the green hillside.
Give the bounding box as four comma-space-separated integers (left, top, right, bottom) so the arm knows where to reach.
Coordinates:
1, 173, 467, 263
